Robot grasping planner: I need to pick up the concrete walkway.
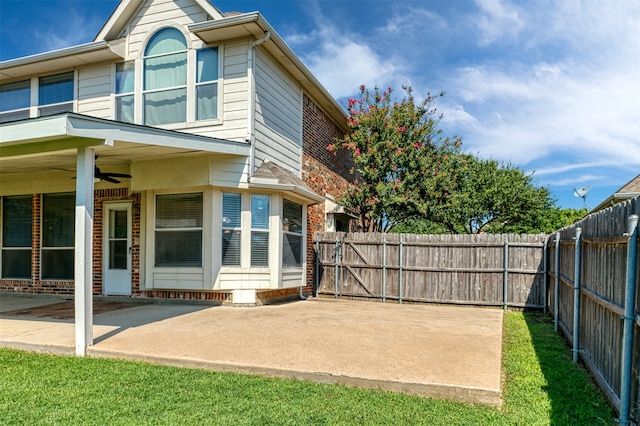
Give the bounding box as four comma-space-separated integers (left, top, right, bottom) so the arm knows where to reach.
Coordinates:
0, 295, 504, 405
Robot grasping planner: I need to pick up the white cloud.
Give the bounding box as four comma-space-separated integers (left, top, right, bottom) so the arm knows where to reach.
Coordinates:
473, 0, 525, 46
32, 7, 103, 52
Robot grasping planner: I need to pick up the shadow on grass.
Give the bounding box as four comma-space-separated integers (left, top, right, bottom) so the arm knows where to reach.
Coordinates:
523, 312, 616, 425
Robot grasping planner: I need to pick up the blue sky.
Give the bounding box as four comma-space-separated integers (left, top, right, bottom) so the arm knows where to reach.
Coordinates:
1, 0, 639, 210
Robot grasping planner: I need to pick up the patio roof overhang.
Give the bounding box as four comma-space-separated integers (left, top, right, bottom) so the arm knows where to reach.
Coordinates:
0, 113, 250, 176
0, 113, 250, 356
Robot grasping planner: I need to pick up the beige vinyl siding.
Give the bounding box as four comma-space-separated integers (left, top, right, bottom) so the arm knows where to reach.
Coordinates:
253, 48, 302, 174
152, 272, 205, 290
282, 269, 304, 288
126, 0, 209, 57
209, 155, 249, 188
216, 270, 271, 290
77, 65, 112, 119
186, 42, 249, 142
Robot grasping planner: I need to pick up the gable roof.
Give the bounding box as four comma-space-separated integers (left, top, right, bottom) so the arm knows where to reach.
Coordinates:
593, 173, 640, 212
94, 0, 225, 41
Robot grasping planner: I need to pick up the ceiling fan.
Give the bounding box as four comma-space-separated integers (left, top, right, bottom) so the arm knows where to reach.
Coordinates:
93, 165, 132, 184
63, 156, 132, 184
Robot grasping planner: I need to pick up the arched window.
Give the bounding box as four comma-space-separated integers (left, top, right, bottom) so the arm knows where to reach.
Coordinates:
143, 28, 187, 125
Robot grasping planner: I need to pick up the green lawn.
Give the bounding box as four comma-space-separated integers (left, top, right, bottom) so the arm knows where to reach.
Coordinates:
0, 312, 616, 425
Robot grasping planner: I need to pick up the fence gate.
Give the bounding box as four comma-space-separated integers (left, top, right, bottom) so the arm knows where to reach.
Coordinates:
315, 232, 547, 308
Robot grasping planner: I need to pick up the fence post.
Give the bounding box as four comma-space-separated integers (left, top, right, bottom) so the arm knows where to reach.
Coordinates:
554, 232, 560, 332
382, 235, 387, 303
573, 227, 582, 363
619, 214, 639, 426
543, 237, 548, 314
315, 238, 320, 298
503, 238, 509, 311
334, 235, 340, 299
399, 235, 404, 304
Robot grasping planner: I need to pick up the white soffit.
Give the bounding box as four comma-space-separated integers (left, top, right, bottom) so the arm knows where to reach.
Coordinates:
0, 41, 123, 82
0, 114, 250, 158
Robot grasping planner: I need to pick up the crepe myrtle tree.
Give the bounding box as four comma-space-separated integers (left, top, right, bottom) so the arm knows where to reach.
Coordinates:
328, 85, 462, 232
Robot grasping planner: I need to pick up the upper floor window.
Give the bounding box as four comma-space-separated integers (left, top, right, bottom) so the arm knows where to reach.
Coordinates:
115, 61, 135, 123
39, 72, 74, 116
143, 28, 188, 126
196, 48, 218, 120
0, 80, 30, 123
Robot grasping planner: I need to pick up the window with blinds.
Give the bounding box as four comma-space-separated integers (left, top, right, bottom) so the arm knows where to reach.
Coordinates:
0, 80, 30, 123
155, 193, 203, 267
2, 195, 32, 279
221, 192, 241, 266
282, 199, 303, 267
38, 72, 74, 116
250, 195, 269, 267
41, 193, 75, 280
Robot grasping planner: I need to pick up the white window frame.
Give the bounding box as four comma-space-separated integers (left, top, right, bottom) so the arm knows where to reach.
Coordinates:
119, 26, 222, 128
250, 194, 270, 268
221, 192, 242, 267
282, 198, 304, 268
153, 192, 204, 268
40, 193, 75, 281
38, 71, 75, 117
1, 195, 32, 280
114, 61, 135, 123
0, 80, 31, 123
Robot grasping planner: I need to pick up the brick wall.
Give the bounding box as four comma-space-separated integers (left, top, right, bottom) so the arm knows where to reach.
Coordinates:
301, 93, 353, 291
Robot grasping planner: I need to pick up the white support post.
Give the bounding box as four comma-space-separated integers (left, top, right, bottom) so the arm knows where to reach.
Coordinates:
74, 147, 95, 356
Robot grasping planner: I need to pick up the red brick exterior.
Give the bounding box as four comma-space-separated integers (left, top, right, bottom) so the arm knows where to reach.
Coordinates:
302, 93, 354, 292
0, 189, 237, 302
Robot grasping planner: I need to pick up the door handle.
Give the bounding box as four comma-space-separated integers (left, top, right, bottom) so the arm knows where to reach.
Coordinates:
129, 246, 132, 254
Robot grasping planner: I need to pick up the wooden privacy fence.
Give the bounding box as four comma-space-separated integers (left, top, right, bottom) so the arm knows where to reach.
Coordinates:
547, 197, 640, 425
314, 232, 548, 309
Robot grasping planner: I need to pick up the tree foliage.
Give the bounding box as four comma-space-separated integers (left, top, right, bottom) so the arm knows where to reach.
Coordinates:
432, 156, 557, 234
328, 86, 462, 232
331, 85, 575, 235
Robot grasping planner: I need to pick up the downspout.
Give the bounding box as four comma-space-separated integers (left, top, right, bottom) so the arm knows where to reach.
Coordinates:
247, 30, 271, 178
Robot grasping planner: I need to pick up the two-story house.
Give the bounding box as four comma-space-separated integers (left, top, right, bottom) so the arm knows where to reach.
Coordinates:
0, 0, 354, 317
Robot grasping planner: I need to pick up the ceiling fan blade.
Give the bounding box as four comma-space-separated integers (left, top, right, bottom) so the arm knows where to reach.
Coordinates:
103, 172, 132, 178
101, 176, 121, 184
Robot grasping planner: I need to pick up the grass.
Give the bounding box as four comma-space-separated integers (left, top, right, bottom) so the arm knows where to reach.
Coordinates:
0, 312, 616, 425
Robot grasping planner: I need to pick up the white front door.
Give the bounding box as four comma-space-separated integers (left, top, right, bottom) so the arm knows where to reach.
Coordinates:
103, 203, 132, 295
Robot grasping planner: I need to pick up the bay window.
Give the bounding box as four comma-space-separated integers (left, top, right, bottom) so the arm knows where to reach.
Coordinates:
250, 195, 269, 267
41, 193, 74, 280
2, 196, 32, 279
221, 192, 241, 266
155, 193, 203, 267
282, 199, 303, 267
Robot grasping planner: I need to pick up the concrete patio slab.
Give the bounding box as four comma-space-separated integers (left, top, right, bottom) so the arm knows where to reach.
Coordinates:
0, 295, 504, 405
